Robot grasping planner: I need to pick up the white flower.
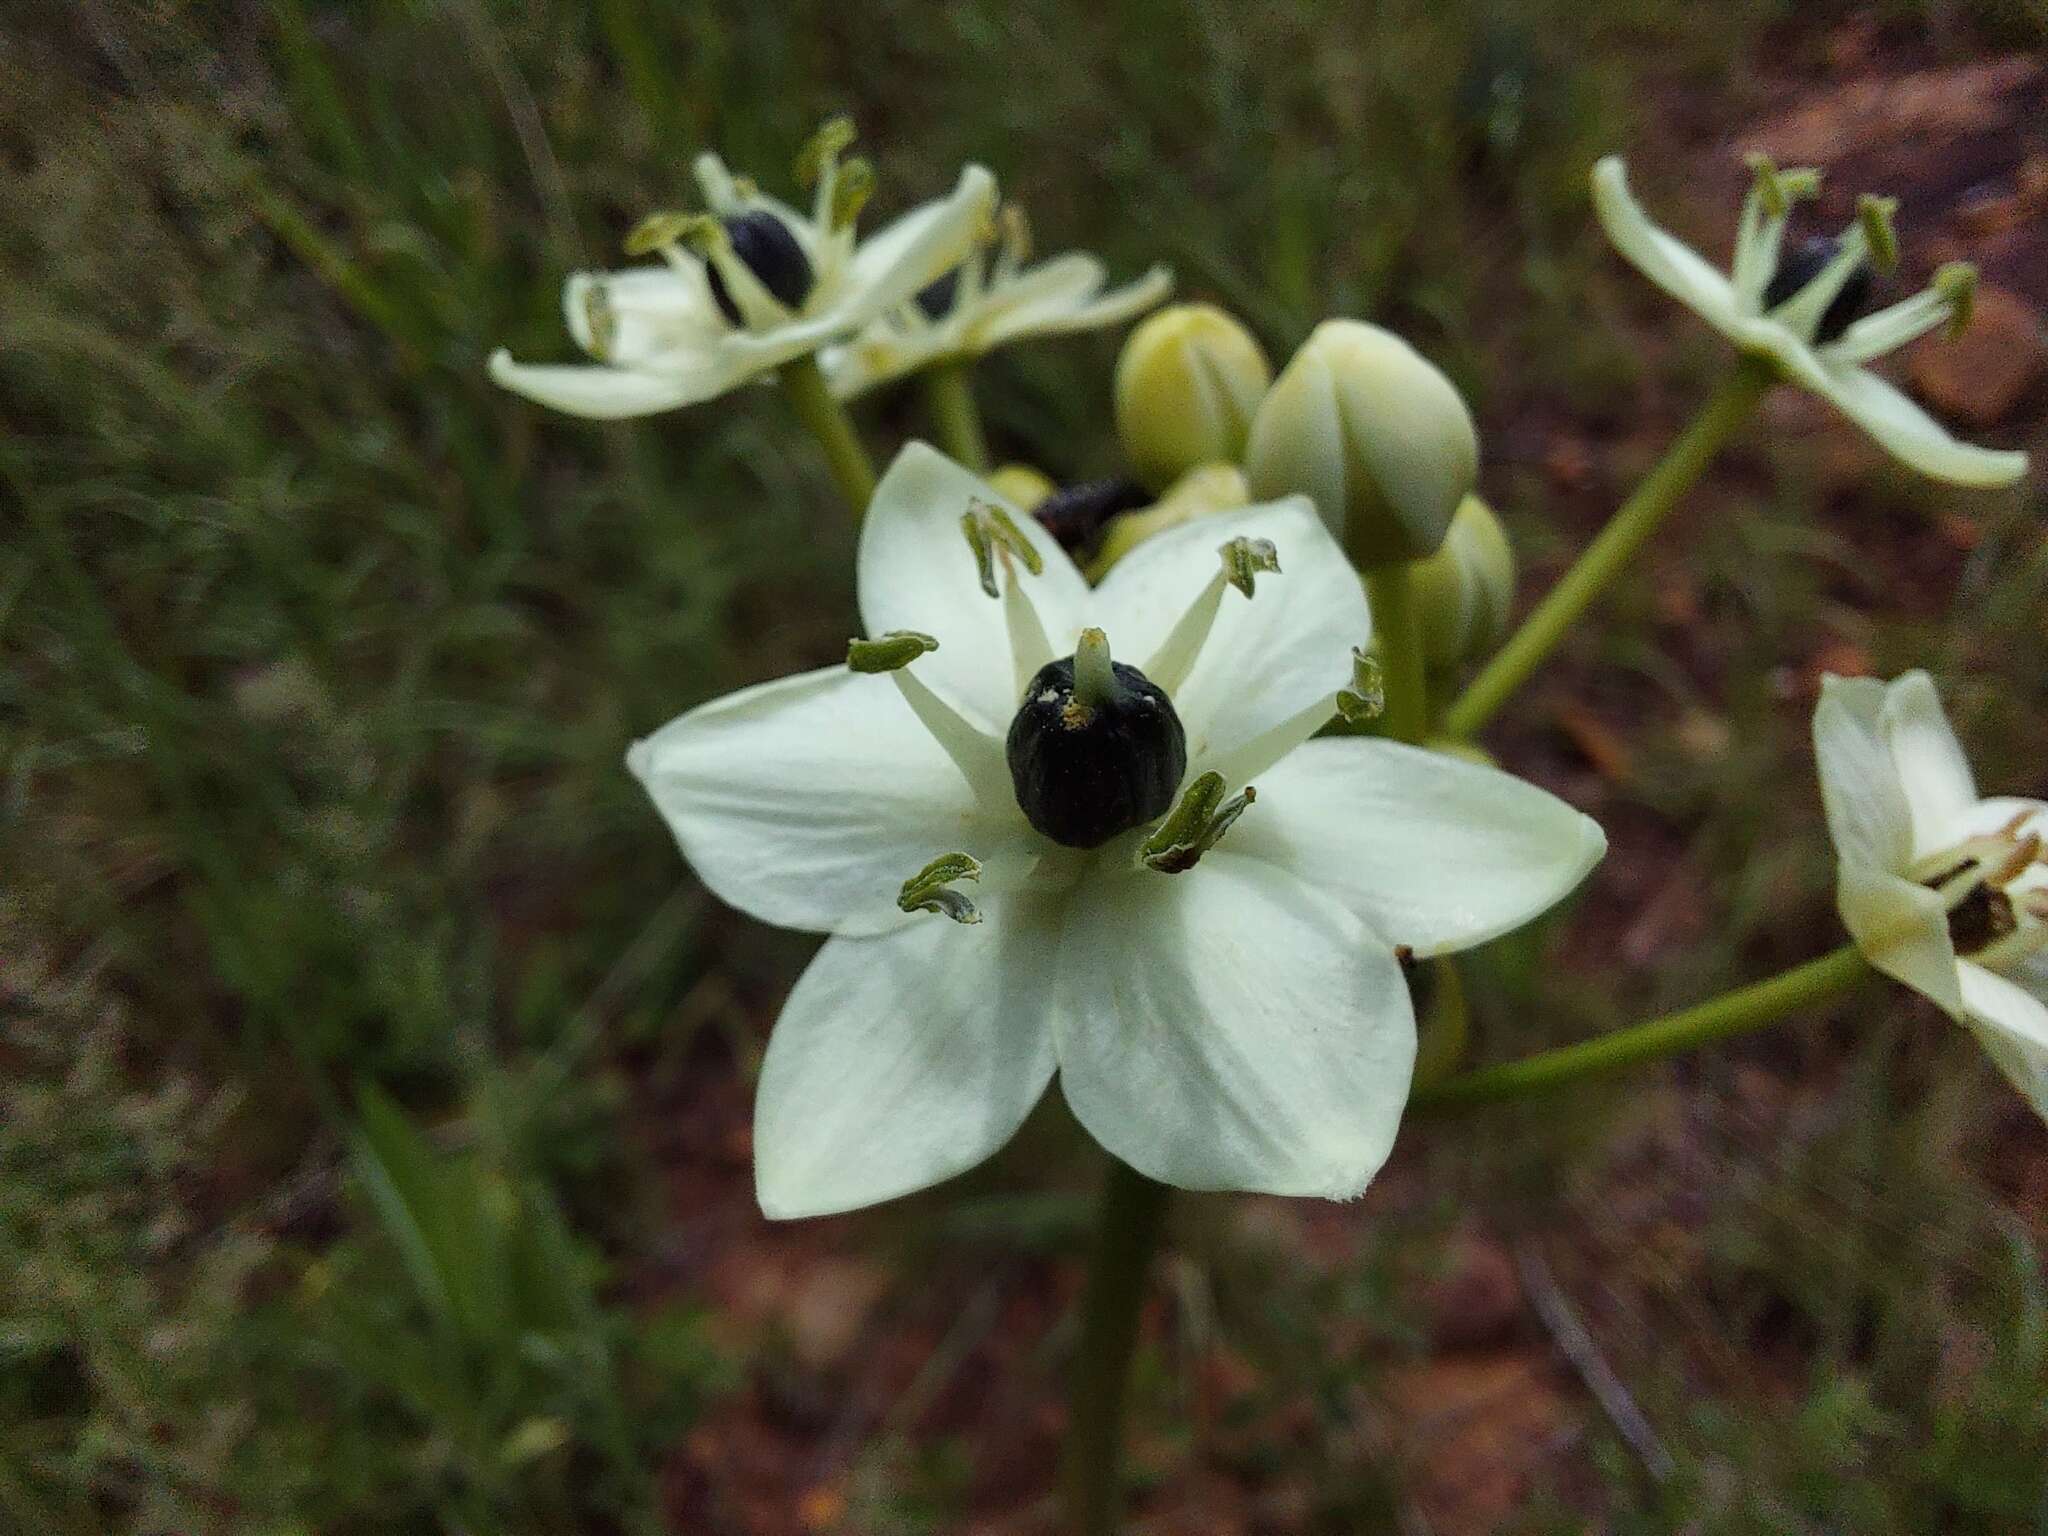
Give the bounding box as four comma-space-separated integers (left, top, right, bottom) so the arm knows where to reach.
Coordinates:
1592, 155, 2027, 488
1814, 671, 2048, 1120
489, 120, 996, 419
629, 442, 1606, 1218
821, 206, 1172, 399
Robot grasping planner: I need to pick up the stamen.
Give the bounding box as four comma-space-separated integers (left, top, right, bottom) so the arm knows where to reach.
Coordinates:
846, 635, 1007, 801
794, 116, 858, 190
848, 630, 940, 673
961, 500, 1044, 598
1334, 646, 1385, 727
1987, 833, 2042, 890
1857, 194, 1901, 274
898, 851, 983, 925
1734, 153, 1821, 310
1140, 771, 1256, 874
829, 157, 875, 231
1825, 284, 1954, 365
1143, 538, 1280, 698
1936, 261, 1978, 340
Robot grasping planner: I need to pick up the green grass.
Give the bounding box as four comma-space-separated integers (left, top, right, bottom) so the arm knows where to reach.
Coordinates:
3, 1, 2044, 1530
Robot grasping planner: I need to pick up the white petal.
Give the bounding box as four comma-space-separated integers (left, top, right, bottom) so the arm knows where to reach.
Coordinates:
1053, 854, 1415, 1199
979, 262, 1173, 351
1836, 862, 1962, 1015
1956, 961, 2048, 1125
1812, 673, 1916, 873
565, 267, 721, 366
628, 666, 1004, 937
754, 887, 1060, 1218
1090, 498, 1370, 772
1947, 796, 2048, 844
822, 325, 944, 400
1809, 364, 2029, 487
1878, 670, 1980, 857
858, 442, 1090, 725
1228, 737, 1606, 957
1589, 157, 1745, 333
488, 350, 717, 419
844, 166, 999, 321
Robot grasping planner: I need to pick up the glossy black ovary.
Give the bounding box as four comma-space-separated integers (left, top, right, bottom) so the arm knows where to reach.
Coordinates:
1006, 657, 1187, 849
705, 211, 814, 326
1761, 234, 1873, 344
914, 267, 961, 321
1031, 477, 1152, 557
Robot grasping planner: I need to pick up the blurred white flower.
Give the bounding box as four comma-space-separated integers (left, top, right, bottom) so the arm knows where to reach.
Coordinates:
822, 207, 1171, 399
629, 442, 1605, 1218
1815, 671, 2048, 1120
489, 120, 995, 419
1593, 155, 2027, 487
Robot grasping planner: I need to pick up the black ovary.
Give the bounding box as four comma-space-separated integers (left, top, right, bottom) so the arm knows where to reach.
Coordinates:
1007, 657, 1187, 849
1031, 478, 1152, 557
1762, 235, 1873, 344
914, 267, 961, 320
705, 212, 814, 326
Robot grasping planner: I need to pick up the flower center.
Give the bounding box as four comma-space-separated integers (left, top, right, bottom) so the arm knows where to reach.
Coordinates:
706, 212, 814, 326
914, 267, 961, 321
1763, 235, 1873, 344
1006, 628, 1187, 849
1915, 812, 2048, 967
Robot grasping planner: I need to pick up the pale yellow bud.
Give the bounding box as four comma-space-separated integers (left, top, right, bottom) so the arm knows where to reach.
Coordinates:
1411, 494, 1516, 667
1243, 320, 1478, 567
1084, 463, 1251, 582
986, 462, 1056, 509
1113, 304, 1271, 492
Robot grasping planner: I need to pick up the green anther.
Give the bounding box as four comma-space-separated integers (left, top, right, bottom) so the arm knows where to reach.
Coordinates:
898, 851, 983, 924
1935, 261, 1978, 338
1857, 194, 1901, 273
1218, 536, 1281, 598
581, 284, 617, 362
999, 203, 1032, 265
848, 630, 940, 674
623, 211, 692, 257
961, 499, 1045, 598
830, 157, 876, 230
1140, 771, 1256, 874
1334, 646, 1385, 726
1744, 152, 1821, 217
795, 115, 858, 188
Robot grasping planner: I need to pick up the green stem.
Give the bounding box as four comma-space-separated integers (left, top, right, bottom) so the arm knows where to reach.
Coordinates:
1061, 1157, 1170, 1536
1410, 943, 1872, 1114
1440, 360, 1772, 739
1364, 562, 1428, 744
923, 358, 991, 473
777, 354, 877, 517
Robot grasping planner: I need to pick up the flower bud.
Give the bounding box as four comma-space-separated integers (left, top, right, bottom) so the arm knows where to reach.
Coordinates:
986, 462, 1056, 509
1114, 304, 1271, 491
1411, 494, 1515, 667
1243, 320, 1478, 567
1085, 463, 1251, 581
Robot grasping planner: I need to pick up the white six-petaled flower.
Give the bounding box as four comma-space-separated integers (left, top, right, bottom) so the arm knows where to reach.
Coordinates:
822, 206, 1173, 400
489, 121, 996, 419
1815, 671, 2048, 1120
629, 442, 1606, 1218
1592, 155, 2028, 488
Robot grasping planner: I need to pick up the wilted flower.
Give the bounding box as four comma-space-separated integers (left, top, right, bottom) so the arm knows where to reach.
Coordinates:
489, 120, 995, 419
630, 443, 1605, 1217
1115, 304, 1273, 491
1243, 319, 1480, 567
1814, 671, 2048, 1119
1592, 155, 2027, 487
823, 206, 1171, 399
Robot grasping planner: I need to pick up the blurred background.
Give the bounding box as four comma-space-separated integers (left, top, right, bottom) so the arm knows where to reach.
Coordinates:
4, 2, 2046, 1531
